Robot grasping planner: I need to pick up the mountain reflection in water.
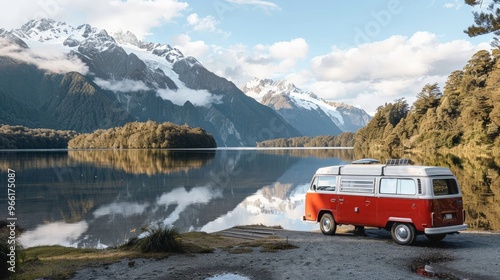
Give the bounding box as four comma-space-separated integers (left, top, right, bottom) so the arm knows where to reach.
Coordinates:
1, 148, 497, 248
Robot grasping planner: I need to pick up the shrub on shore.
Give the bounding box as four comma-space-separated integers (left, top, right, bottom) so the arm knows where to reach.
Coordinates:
131, 224, 184, 253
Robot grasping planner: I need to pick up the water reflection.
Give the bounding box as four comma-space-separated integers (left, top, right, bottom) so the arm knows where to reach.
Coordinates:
3, 149, 350, 248
2, 148, 498, 249
156, 186, 223, 226
201, 183, 317, 233
68, 149, 215, 175
19, 221, 88, 248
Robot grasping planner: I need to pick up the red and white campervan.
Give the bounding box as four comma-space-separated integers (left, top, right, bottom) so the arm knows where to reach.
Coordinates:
303, 159, 467, 245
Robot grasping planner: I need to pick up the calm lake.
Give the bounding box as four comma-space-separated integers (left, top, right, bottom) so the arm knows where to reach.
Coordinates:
1, 148, 498, 248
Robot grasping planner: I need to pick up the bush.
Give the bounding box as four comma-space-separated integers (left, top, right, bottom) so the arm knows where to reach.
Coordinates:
134, 224, 184, 253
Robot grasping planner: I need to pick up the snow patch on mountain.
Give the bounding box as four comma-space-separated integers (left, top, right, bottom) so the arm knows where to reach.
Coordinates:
2, 19, 220, 107
242, 78, 344, 126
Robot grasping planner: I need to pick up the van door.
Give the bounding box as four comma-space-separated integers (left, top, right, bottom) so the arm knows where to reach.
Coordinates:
304, 176, 338, 222
337, 177, 376, 226
430, 178, 465, 227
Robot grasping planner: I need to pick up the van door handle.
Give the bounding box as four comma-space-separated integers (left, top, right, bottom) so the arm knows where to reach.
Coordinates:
330, 198, 336, 203
338, 198, 344, 203
365, 200, 370, 206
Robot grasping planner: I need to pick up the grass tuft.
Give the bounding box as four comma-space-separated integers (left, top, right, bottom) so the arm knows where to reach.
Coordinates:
134, 224, 184, 253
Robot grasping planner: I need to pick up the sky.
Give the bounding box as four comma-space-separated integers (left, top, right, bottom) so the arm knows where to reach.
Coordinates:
0, 0, 495, 114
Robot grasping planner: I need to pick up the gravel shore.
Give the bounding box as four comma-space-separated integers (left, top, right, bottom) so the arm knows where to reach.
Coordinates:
71, 227, 500, 280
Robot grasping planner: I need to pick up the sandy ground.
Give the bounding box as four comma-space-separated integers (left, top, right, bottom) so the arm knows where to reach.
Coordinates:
71, 227, 500, 280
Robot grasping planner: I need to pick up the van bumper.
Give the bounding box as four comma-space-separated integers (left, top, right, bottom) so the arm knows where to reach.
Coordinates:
424, 224, 467, 235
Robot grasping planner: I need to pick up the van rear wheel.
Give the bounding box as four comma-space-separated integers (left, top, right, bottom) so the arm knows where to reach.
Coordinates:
320, 213, 336, 235
391, 223, 416, 245
425, 233, 446, 242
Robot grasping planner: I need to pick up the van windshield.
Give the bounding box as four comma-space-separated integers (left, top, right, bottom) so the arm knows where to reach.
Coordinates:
316, 176, 336, 191
432, 178, 459, 196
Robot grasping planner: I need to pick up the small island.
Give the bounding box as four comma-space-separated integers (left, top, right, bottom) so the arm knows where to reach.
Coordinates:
68, 121, 217, 149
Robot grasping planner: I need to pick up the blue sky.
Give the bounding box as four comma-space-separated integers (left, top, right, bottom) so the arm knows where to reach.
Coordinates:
0, 0, 494, 114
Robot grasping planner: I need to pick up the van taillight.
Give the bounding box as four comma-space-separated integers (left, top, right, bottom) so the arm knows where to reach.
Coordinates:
463, 209, 466, 222
431, 212, 435, 226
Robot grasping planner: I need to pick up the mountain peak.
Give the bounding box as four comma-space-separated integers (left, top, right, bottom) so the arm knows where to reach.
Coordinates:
112, 30, 140, 46
21, 18, 58, 33
242, 77, 371, 134
242, 78, 317, 101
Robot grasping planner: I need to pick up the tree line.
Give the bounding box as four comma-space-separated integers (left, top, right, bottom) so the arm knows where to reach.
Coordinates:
257, 133, 355, 147
0, 125, 77, 149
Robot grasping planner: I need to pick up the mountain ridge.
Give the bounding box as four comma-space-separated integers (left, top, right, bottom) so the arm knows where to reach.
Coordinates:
242, 78, 371, 135
0, 19, 301, 146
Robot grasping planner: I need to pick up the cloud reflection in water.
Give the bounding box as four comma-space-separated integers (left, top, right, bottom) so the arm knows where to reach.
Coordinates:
156, 186, 223, 225
202, 183, 317, 233
19, 221, 89, 248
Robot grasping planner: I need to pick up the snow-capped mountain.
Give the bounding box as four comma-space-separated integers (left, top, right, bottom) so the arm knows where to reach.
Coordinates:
242, 78, 371, 135
0, 19, 301, 146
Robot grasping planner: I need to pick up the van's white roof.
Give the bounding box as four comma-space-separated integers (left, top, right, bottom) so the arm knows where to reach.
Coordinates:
315, 164, 454, 177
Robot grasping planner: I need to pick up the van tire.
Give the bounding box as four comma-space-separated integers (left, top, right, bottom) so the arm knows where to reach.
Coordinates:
320, 213, 336, 235
391, 223, 416, 245
425, 233, 446, 242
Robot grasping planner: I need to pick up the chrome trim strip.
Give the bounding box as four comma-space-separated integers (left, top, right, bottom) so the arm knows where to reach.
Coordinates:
388, 217, 413, 223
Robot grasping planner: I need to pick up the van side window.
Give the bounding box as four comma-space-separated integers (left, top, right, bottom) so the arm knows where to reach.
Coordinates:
433, 179, 459, 195
316, 176, 336, 191
380, 178, 416, 195
340, 178, 374, 193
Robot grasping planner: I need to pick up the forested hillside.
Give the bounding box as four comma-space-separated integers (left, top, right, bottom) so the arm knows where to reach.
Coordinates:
354, 49, 500, 155
68, 121, 217, 149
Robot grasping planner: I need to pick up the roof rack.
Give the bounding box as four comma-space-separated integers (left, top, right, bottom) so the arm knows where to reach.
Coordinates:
386, 158, 411, 165
352, 158, 380, 164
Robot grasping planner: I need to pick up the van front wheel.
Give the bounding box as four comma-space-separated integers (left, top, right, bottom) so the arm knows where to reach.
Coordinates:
320, 213, 336, 235
391, 223, 416, 245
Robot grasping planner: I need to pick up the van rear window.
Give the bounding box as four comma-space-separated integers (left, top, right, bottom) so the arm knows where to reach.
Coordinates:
380, 178, 416, 195
432, 179, 459, 196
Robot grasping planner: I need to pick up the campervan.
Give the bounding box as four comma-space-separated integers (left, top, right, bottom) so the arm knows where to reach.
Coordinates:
303, 159, 467, 245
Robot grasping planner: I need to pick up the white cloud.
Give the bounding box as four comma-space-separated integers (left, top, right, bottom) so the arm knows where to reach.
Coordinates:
93, 75, 222, 107
303, 32, 489, 114
0, 0, 189, 39
443, 0, 462, 10
186, 13, 228, 35
157, 87, 222, 107
0, 37, 89, 74
94, 78, 151, 92
311, 32, 483, 83
225, 0, 281, 13
172, 36, 309, 87
172, 34, 211, 58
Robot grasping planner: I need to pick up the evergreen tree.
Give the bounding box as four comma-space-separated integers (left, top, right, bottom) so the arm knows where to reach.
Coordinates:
465, 0, 500, 46
412, 83, 442, 120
